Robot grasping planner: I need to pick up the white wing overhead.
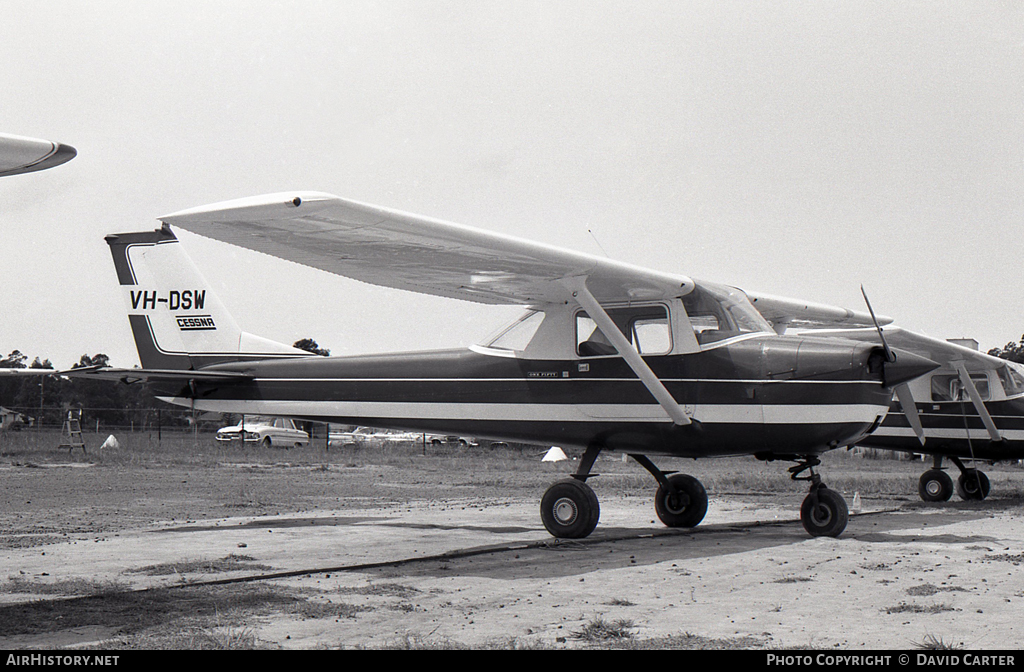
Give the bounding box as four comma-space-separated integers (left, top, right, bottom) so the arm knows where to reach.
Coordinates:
745, 292, 893, 332
159, 192, 695, 306
803, 326, 1005, 372
0, 133, 76, 177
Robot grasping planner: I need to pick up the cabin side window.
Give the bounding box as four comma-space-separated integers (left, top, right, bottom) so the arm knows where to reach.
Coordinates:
575, 305, 671, 357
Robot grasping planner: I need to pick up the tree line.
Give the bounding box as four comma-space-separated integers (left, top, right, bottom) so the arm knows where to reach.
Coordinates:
988, 335, 1024, 364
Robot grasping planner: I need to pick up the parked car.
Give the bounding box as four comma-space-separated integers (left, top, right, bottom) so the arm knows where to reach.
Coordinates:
328, 426, 423, 448
424, 434, 479, 447
216, 416, 309, 448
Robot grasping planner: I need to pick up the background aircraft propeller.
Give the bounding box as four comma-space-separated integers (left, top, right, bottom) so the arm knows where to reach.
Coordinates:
861, 286, 927, 446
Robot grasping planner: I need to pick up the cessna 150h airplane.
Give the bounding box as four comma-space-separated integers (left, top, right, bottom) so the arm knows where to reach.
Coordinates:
83, 192, 938, 539
804, 326, 1024, 503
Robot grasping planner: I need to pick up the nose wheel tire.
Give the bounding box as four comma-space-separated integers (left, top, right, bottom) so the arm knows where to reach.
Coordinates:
800, 487, 848, 538
956, 469, 990, 501
654, 474, 708, 528
541, 479, 600, 539
919, 469, 954, 502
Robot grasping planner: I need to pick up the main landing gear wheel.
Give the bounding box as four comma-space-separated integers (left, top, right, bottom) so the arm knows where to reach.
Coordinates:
654, 474, 708, 528
919, 469, 954, 502
956, 469, 991, 501
800, 486, 849, 538
540, 478, 600, 539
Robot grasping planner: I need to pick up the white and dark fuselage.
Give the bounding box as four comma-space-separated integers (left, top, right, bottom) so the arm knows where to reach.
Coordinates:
157, 337, 898, 459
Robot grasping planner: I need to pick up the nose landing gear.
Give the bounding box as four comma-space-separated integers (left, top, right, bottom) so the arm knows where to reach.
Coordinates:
790, 456, 849, 538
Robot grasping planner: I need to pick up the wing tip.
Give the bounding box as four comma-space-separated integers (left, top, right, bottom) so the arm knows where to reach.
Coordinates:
0, 137, 76, 177
160, 191, 339, 223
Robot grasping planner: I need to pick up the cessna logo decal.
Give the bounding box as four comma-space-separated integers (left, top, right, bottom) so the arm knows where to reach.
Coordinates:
130, 290, 206, 311
176, 315, 216, 331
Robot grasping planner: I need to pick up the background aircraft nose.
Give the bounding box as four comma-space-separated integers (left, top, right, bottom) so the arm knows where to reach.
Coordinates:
881, 347, 939, 388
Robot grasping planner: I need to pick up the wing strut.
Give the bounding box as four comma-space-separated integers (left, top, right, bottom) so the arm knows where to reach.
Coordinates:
565, 278, 691, 426
953, 362, 1002, 443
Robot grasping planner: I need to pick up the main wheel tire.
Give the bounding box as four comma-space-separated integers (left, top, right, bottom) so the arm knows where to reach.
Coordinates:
654, 474, 708, 528
540, 479, 600, 539
800, 487, 848, 537
956, 469, 991, 501
919, 469, 954, 502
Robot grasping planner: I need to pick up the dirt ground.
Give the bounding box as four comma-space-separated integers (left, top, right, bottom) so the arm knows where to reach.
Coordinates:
2, 433, 1024, 650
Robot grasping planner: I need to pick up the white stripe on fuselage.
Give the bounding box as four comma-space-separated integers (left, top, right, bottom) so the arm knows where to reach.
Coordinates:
871, 426, 1024, 442
159, 398, 888, 424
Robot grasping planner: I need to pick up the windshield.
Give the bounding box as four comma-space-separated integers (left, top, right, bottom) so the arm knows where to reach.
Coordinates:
682, 281, 773, 346
998, 362, 1024, 397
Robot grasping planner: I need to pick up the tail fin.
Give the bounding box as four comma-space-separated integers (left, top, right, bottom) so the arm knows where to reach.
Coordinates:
105, 224, 307, 369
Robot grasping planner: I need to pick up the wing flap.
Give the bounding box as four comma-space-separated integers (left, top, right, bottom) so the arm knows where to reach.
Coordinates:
159, 192, 695, 305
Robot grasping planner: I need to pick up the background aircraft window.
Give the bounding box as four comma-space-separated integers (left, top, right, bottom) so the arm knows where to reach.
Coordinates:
930, 373, 990, 402
576, 306, 670, 357
486, 310, 545, 351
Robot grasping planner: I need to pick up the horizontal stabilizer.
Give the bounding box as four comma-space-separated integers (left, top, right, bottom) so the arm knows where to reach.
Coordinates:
59, 365, 253, 384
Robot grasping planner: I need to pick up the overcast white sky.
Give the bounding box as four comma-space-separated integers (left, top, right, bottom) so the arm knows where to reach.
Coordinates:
1, 1, 1022, 368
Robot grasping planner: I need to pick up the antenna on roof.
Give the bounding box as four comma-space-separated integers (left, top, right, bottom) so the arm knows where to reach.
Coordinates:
588, 229, 610, 258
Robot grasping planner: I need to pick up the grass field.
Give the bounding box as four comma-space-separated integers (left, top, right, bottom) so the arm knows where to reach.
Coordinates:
4, 426, 1024, 500
3, 427, 1024, 649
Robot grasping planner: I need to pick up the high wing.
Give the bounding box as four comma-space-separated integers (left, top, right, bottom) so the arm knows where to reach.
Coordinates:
0, 133, 76, 177
803, 326, 1005, 372
159, 192, 695, 305
744, 292, 892, 332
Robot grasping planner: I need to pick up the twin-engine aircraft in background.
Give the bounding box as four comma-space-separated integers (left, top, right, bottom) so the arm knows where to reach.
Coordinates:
0, 133, 76, 178
802, 326, 1024, 502
79, 192, 939, 539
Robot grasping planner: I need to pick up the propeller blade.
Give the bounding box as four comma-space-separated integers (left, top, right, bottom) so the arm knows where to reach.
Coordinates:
860, 285, 894, 362
894, 383, 925, 446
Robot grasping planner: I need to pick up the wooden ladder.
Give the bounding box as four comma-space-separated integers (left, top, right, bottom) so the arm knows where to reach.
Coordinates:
58, 410, 86, 454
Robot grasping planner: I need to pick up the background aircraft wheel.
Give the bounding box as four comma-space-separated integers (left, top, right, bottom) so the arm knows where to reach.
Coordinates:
956, 469, 991, 501
540, 479, 600, 539
800, 487, 848, 537
654, 474, 708, 528
919, 469, 954, 502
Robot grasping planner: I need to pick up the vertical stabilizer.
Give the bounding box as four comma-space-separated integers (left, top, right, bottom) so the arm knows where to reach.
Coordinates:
105, 224, 307, 369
